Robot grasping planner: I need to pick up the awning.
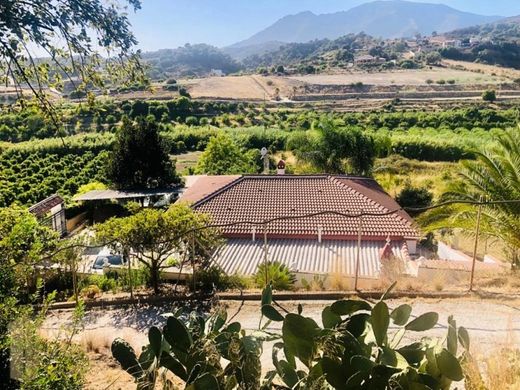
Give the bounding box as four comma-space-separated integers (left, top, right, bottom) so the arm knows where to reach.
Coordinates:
211, 238, 409, 278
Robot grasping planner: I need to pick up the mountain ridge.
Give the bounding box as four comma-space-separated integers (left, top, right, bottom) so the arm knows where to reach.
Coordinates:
230, 0, 503, 49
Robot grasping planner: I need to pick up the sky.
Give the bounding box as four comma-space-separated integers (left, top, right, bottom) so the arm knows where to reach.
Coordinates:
127, 0, 520, 51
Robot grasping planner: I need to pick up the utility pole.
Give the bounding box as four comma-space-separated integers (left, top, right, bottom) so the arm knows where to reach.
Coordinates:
264, 225, 269, 286
469, 198, 483, 292
354, 209, 364, 292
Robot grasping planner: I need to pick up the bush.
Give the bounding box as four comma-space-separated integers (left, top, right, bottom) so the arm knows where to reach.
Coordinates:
191, 266, 250, 292
79, 284, 101, 299
482, 89, 497, 102
254, 261, 296, 291
396, 184, 433, 216
82, 275, 118, 293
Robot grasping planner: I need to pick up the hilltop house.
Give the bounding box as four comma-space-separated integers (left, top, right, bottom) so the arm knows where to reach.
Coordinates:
178, 174, 419, 285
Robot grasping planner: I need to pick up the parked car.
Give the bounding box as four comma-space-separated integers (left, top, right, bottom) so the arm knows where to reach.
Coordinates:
91, 249, 125, 270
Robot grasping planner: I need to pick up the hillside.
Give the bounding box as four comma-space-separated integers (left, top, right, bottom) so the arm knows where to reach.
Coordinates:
232, 0, 502, 48
142, 43, 241, 79
440, 17, 520, 69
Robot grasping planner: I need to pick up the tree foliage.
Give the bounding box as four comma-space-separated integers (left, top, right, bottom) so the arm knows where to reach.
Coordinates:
287, 118, 376, 176
107, 116, 179, 189
95, 203, 221, 294
0, 0, 145, 114
421, 127, 520, 266
195, 133, 259, 175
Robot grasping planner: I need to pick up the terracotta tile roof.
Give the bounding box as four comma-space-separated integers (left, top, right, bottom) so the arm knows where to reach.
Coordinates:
29, 194, 64, 217
178, 175, 241, 203
192, 175, 419, 239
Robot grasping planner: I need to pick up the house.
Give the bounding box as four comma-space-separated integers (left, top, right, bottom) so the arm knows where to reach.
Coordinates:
210, 69, 225, 77
178, 174, 419, 285
29, 194, 67, 237
354, 55, 386, 65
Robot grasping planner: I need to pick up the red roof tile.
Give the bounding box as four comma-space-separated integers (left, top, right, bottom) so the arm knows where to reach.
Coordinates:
192, 175, 419, 239
29, 194, 64, 217
178, 175, 241, 203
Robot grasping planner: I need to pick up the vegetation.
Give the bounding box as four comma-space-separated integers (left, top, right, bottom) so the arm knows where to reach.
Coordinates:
396, 184, 434, 216
0, 207, 60, 386
143, 43, 241, 79
288, 118, 375, 175
0, 0, 145, 114
195, 133, 260, 175
9, 297, 88, 389
254, 261, 296, 291
422, 127, 520, 267
442, 21, 520, 69
190, 266, 251, 292
482, 90, 497, 103
95, 203, 221, 293
107, 116, 180, 189
112, 283, 472, 389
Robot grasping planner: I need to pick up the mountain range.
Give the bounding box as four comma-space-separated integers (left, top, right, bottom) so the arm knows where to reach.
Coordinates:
226, 0, 503, 55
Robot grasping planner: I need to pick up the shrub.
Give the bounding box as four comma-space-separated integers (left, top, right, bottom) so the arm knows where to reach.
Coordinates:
396, 184, 433, 215
80, 284, 101, 299
436, 79, 446, 85
191, 266, 250, 292
9, 297, 88, 389
482, 89, 497, 102
254, 261, 296, 290
82, 275, 118, 292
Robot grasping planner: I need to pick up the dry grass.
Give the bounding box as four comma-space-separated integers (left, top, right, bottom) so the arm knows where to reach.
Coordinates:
464, 322, 520, 390
289, 68, 504, 86
329, 258, 352, 291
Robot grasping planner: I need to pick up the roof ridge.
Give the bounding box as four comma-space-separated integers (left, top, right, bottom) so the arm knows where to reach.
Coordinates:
192, 175, 245, 207
329, 176, 415, 228
329, 176, 388, 213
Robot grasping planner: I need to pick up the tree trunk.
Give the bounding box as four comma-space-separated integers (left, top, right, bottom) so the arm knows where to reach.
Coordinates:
151, 263, 159, 294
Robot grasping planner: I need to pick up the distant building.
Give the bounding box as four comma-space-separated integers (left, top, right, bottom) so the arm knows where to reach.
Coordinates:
210, 69, 225, 77
29, 194, 67, 237
354, 55, 386, 65
429, 36, 462, 49
178, 174, 419, 283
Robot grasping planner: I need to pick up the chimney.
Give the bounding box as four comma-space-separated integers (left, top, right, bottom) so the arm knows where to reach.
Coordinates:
277, 159, 286, 175
318, 226, 323, 243
252, 227, 256, 242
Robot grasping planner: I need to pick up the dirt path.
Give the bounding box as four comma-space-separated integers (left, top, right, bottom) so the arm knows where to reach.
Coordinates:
43, 298, 520, 389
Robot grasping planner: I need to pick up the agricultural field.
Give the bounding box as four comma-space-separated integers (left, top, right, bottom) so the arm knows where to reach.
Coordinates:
288, 68, 506, 86
180, 66, 518, 102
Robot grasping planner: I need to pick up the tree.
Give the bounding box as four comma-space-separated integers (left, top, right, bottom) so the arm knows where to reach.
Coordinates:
425, 51, 442, 65
287, 118, 375, 176
0, 206, 58, 300
195, 133, 258, 175
482, 90, 497, 102
0, 0, 145, 116
95, 203, 221, 294
396, 184, 433, 216
421, 128, 520, 266
107, 116, 180, 189
0, 206, 58, 386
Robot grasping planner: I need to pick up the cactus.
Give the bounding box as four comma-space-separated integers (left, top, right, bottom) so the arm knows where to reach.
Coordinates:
261, 282, 470, 389
113, 282, 472, 389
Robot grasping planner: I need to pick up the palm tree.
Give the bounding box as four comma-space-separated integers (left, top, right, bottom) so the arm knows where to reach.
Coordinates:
421, 127, 520, 267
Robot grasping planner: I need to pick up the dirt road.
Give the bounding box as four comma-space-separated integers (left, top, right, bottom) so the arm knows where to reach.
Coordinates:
44, 297, 520, 356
